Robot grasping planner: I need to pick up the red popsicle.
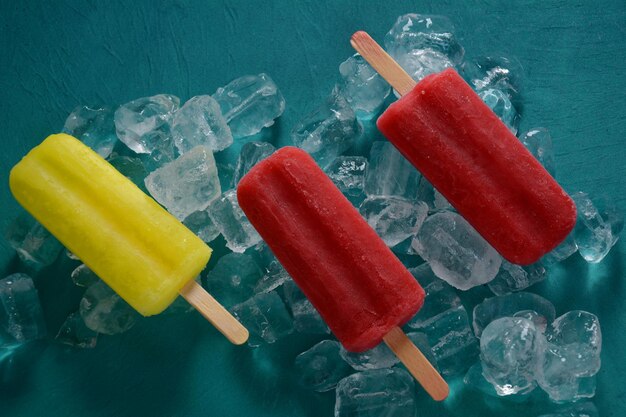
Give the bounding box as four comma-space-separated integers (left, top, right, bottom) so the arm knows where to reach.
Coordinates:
238, 147, 423, 350
352, 31, 576, 265
238, 147, 448, 400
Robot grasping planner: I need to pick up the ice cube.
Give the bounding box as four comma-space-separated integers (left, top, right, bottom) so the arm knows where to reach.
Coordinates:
55, 311, 98, 349
415, 305, 478, 376
519, 128, 556, 176
537, 402, 599, 417
295, 340, 352, 392
183, 209, 220, 243
282, 279, 329, 334
291, 87, 362, 169
473, 292, 556, 337
231, 141, 276, 187
359, 197, 428, 247
5, 211, 63, 269
545, 311, 601, 377
480, 317, 543, 395
79, 281, 138, 335
487, 261, 547, 296
325, 156, 368, 198
114, 94, 179, 154
204, 252, 263, 309
70, 264, 99, 288
461, 55, 523, 101
213, 73, 285, 138
536, 342, 598, 403
335, 368, 416, 417
478, 88, 519, 134
412, 212, 502, 290
254, 261, 290, 294
405, 264, 462, 329
0, 274, 46, 347
541, 233, 578, 265
63, 105, 118, 158
138, 131, 178, 172
365, 141, 420, 200
338, 54, 390, 118
144, 146, 221, 220
208, 189, 261, 252
384, 14, 464, 64
572, 192, 623, 263
231, 291, 294, 347
171, 95, 233, 153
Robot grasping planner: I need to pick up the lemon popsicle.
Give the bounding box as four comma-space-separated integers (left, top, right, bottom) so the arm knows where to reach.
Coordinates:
351, 32, 576, 265
237, 147, 448, 400
10, 134, 247, 344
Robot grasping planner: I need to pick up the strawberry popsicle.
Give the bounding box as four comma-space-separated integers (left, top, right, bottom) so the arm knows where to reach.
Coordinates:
237, 147, 424, 352
350, 31, 576, 265
237, 147, 447, 399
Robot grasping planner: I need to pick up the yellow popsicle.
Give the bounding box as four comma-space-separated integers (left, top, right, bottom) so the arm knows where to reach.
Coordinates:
10, 133, 210, 315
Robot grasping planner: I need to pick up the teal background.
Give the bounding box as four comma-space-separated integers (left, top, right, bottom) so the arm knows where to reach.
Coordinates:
0, 0, 625, 416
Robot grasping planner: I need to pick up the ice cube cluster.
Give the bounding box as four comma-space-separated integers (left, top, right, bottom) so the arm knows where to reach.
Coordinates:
3, 73, 287, 349
470, 294, 602, 404
1, 10, 622, 417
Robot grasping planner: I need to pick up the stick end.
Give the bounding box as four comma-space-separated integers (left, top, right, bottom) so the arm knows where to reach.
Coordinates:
229, 327, 250, 345
432, 384, 450, 401
350, 30, 371, 49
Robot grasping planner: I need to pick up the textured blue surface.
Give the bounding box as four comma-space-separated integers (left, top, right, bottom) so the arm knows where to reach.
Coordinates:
0, 1, 625, 416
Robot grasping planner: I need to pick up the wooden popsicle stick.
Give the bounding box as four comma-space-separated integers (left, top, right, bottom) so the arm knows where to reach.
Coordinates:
384, 326, 449, 401
179, 280, 249, 345
354, 30, 448, 400
350, 31, 416, 96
